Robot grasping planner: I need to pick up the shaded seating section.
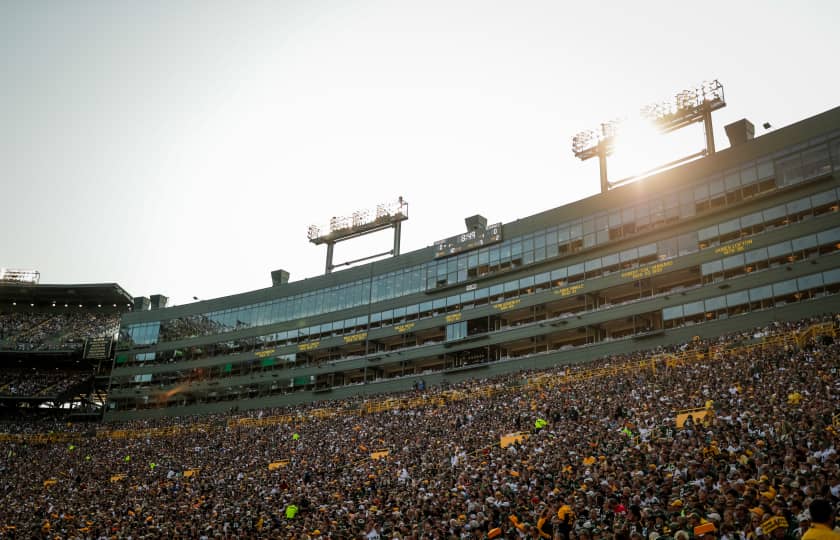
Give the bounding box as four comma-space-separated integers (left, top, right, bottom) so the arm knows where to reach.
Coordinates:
0, 310, 119, 351
0, 368, 93, 397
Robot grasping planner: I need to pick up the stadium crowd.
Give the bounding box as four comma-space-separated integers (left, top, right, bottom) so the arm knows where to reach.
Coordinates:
0, 316, 838, 540
0, 311, 120, 351
0, 369, 93, 398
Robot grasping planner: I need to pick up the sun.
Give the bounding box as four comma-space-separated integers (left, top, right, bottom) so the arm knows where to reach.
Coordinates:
608, 116, 704, 185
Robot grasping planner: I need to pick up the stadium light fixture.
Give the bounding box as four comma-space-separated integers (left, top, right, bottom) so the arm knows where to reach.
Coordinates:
308, 197, 409, 274
572, 80, 726, 194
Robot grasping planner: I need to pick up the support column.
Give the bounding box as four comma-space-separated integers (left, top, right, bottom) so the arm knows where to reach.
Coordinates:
703, 107, 716, 155
393, 220, 402, 257
598, 147, 609, 194
325, 242, 334, 274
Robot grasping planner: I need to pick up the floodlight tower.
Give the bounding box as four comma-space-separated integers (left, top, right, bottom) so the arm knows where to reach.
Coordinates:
307, 197, 408, 274
572, 80, 726, 194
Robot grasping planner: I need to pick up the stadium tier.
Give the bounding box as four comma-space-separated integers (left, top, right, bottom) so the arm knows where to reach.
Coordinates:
0, 283, 132, 418
109, 106, 840, 420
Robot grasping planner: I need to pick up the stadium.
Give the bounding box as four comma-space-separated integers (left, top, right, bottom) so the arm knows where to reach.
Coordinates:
1, 101, 840, 538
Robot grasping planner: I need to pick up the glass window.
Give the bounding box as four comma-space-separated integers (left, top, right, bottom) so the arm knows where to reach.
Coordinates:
744, 247, 768, 265
834, 139, 840, 171
620, 247, 638, 262
797, 273, 823, 290
817, 227, 840, 245
757, 159, 774, 179
678, 232, 698, 255
704, 295, 726, 311
698, 225, 718, 242
772, 279, 797, 296
740, 163, 758, 185
557, 227, 570, 242
792, 235, 817, 252
767, 241, 791, 258
718, 218, 740, 235
786, 197, 811, 215
584, 258, 602, 272
801, 145, 831, 179
658, 237, 678, 258
722, 254, 745, 270
749, 285, 772, 301
811, 189, 837, 207
568, 263, 584, 278
446, 321, 467, 341
551, 267, 568, 281
602, 253, 619, 267
762, 205, 786, 222
638, 243, 657, 258
823, 268, 840, 285
709, 176, 724, 196
740, 212, 763, 228
776, 153, 804, 185
726, 290, 749, 307
662, 305, 683, 320
683, 301, 704, 316
701, 260, 723, 276
724, 169, 741, 190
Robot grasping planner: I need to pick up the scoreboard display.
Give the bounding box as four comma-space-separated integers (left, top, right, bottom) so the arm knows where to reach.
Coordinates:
434, 223, 502, 258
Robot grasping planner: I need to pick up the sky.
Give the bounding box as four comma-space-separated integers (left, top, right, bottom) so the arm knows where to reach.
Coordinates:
1, 1, 839, 307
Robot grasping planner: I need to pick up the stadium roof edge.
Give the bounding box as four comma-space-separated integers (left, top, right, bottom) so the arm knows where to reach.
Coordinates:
0, 282, 134, 306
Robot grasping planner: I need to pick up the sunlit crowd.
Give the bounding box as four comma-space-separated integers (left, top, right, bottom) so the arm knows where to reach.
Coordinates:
0, 315, 838, 540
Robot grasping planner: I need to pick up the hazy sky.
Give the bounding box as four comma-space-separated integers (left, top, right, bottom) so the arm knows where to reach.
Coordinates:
2, 1, 838, 307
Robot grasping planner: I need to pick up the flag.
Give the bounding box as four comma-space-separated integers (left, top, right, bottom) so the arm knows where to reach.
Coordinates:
292, 433, 300, 441
370, 450, 390, 460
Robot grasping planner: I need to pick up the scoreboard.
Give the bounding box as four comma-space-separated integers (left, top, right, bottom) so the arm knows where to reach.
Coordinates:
434, 223, 502, 258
